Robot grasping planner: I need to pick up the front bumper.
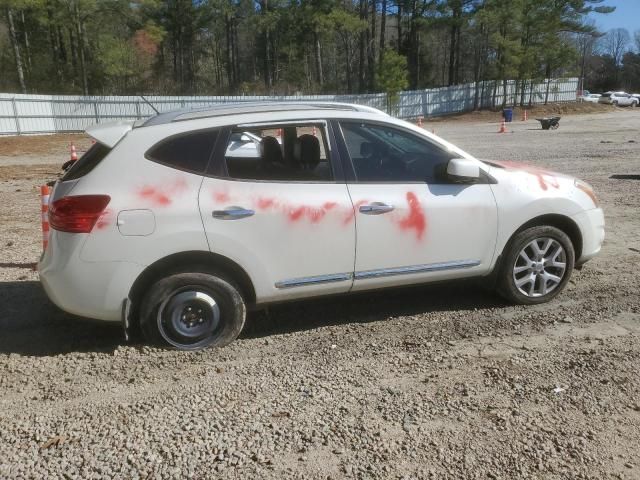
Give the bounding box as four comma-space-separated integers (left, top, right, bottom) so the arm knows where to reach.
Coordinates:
571, 208, 605, 266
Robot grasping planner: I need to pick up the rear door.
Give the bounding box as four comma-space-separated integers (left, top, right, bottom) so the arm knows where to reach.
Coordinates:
198, 121, 356, 304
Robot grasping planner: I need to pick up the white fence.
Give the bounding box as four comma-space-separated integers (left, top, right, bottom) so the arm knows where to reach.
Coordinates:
0, 78, 578, 135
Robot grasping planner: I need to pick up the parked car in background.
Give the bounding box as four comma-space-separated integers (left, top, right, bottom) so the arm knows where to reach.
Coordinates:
632, 94, 640, 103
598, 92, 638, 107
580, 92, 601, 103
39, 102, 605, 350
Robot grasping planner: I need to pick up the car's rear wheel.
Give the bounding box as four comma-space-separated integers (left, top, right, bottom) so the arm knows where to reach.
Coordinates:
140, 272, 245, 350
497, 226, 575, 305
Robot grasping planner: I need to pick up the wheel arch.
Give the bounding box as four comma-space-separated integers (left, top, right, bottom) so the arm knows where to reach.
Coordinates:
508, 213, 583, 260
128, 251, 257, 322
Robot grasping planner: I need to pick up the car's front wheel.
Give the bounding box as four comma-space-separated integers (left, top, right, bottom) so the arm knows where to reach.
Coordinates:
140, 272, 246, 350
497, 226, 575, 305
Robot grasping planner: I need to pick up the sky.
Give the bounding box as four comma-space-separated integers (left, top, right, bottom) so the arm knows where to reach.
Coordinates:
588, 1, 640, 36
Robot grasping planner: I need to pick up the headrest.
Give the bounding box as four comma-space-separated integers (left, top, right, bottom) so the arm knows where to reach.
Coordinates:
260, 136, 283, 165
360, 141, 373, 157
294, 134, 320, 170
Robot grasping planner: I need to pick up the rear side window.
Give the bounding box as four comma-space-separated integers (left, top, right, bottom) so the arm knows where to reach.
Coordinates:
224, 124, 333, 182
62, 143, 112, 181
146, 130, 217, 174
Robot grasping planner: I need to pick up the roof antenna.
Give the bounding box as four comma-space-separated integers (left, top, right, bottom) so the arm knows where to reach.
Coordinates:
139, 95, 159, 114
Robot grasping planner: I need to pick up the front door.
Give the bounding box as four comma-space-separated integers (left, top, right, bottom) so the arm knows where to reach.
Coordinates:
199, 121, 356, 303
334, 120, 498, 291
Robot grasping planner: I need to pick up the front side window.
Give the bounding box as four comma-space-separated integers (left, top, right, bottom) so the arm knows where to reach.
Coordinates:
340, 122, 455, 183
224, 123, 333, 182
146, 130, 218, 174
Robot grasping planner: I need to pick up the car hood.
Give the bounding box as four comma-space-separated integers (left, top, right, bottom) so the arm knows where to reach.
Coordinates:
483, 160, 575, 191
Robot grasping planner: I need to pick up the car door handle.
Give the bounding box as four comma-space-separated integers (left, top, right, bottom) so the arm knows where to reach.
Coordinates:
359, 203, 395, 215
212, 207, 255, 220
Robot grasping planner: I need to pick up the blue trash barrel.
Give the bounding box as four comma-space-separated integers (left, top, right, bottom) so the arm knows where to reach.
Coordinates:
503, 108, 513, 123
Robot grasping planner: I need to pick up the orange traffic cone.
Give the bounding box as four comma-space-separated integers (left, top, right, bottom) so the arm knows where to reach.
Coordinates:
40, 185, 51, 251
70, 143, 78, 162
522, 110, 528, 121
498, 119, 507, 133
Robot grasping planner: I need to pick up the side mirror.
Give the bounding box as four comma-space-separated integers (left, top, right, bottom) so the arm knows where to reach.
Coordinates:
446, 158, 480, 183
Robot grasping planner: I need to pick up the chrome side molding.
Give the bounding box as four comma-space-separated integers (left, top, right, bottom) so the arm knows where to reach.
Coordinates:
275, 273, 353, 289
274, 260, 480, 289
354, 260, 480, 280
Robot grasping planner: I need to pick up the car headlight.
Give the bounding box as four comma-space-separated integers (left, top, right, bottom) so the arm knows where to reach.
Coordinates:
575, 179, 599, 207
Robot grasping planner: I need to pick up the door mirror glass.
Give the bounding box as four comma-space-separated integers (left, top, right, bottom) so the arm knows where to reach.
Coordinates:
446, 158, 480, 182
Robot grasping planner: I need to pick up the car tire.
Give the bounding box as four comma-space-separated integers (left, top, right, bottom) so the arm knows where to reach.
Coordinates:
496, 226, 575, 305
140, 272, 246, 350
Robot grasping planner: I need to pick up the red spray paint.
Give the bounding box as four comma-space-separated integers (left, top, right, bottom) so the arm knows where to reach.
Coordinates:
492, 160, 561, 191
257, 197, 278, 210
342, 200, 368, 225
138, 178, 188, 207
398, 192, 426, 240
287, 206, 327, 223
213, 191, 230, 202
95, 209, 112, 230
254, 197, 336, 224
139, 186, 171, 206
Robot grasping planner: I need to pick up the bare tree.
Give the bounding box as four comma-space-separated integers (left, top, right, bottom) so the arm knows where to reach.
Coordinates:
600, 28, 630, 66
575, 22, 601, 94
5, 7, 27, 93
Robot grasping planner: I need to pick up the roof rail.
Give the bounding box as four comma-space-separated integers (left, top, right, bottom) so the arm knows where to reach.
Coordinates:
142, 101, 386, 127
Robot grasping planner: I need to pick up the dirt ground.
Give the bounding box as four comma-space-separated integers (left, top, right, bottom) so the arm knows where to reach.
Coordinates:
0, 108, 639, 479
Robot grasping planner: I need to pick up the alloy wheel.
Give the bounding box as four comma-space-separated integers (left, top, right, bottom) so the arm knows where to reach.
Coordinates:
512, 237, 567, 297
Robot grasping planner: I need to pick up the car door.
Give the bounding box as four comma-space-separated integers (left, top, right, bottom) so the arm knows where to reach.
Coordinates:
616, 94, 629, 106
334, 120, 498, 291
199, 121, 356, 304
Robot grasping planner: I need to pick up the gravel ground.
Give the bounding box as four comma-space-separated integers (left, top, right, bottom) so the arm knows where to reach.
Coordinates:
1, 110, 639, 479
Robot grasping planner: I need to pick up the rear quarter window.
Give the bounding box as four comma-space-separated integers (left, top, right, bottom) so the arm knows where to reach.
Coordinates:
145, 130, 218, 174
61, 142, 112, 181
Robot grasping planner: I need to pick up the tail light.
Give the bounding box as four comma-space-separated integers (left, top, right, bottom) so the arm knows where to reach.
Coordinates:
49, 195, 111, 233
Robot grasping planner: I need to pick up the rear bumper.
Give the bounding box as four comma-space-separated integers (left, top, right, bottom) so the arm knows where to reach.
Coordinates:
571, 208, 605, 266
39, 231, 143, 322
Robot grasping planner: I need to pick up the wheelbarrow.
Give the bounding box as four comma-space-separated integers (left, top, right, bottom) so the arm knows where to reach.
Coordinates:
536, 116, 560, 130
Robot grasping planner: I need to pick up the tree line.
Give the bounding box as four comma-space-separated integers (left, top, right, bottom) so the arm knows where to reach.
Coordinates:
583, 28, 640, 94
1, 0, 629, 105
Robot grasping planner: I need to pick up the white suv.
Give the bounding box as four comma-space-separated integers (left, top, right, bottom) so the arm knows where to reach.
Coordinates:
598, 91, 638, 107
39, 103, 605, 350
